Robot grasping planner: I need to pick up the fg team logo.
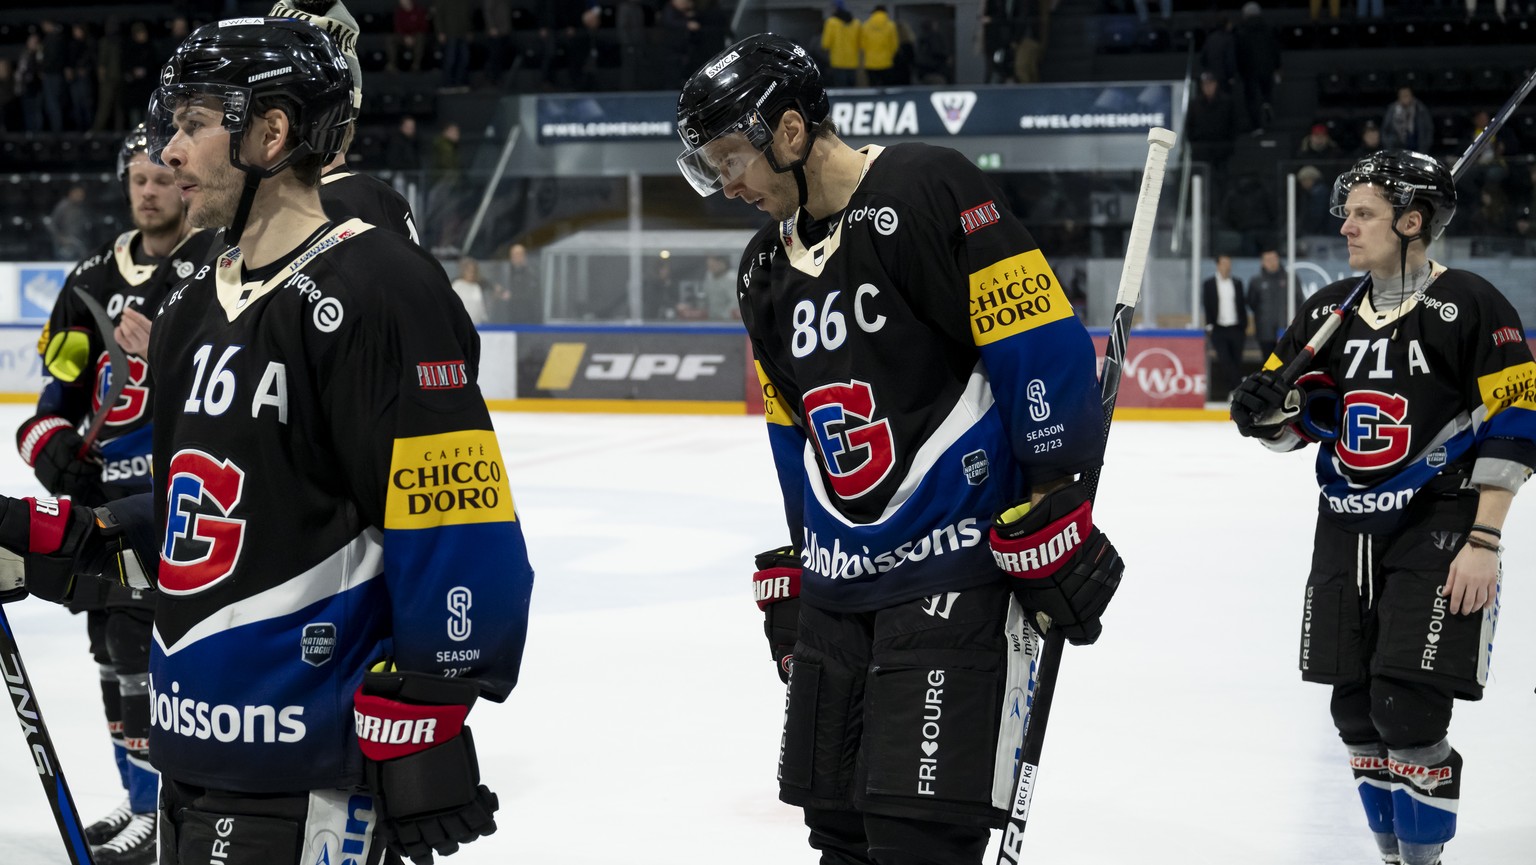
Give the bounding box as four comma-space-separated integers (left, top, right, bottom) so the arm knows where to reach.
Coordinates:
1337, 391, 1411, 471
160, 449, 248, 595
803, 380, 895, 500
93, 352, 150, 426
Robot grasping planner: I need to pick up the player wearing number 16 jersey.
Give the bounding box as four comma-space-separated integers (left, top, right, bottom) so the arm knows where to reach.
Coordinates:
1231, 150, 1536, 865
678, 34, 1124, 864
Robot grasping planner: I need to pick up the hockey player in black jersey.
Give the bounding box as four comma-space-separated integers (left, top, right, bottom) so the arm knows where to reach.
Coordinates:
1231, 151, 1536, 865
678, 35, 1124, 864
13, 123, 216, 865
0, 18, 532, 865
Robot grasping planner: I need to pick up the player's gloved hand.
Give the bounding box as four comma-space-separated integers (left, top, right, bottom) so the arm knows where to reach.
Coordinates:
355, 668, 499, 865
990, 483, 1124, 646
752, 546, 801, 683
1230, 370, 1300, 439
15, 415, 104, 503
0, 493, 101, 604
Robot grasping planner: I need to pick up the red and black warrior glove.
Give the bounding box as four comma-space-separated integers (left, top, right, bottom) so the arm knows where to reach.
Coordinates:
752, 546, 801, 684
354, 669, 499, 865
989, 483, 1124, 646
0, 493, 102, 604
16, 414, 105, 505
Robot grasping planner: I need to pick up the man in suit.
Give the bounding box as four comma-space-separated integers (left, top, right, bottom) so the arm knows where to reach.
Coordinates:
1202, 253, 1249, 400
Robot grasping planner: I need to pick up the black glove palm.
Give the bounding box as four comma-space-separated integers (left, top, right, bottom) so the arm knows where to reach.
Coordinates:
1230, 370, 1300, 439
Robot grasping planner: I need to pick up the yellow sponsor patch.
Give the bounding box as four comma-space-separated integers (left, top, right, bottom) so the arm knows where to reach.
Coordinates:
1478, 361, 1536, 416
535, 342, 586, 391
968, 249, 1074, 346
385, 430, 516, 529
756, 361, 794, 426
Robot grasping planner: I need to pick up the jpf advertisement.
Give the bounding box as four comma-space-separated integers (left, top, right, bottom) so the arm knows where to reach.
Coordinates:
1089, 330, 1208, 410
515, 329, 748, 403
536, 83, 1175, 144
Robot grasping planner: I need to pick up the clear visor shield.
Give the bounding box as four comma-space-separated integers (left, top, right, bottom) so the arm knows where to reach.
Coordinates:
147, 84, 251, 166
676, 110, 773, 197
1329, 174, 1415, 221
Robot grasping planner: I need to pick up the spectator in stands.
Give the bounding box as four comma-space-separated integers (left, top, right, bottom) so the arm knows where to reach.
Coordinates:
1511, 206, 1535, 253
889, 18, 916, 86
980, 0, 1017, 85
617, 0, 648, 90
65, 24, 95, 131
386, 115, 422, 171
1219, 173, 1277, 255
860, 5, 899, 87
121, 21, 160, 125
483, 0, 512, 88
1298, 123, 1344, 160
1235, 2, 1281, 132
1247, 245, 1295, 360
698, 254, 739, 320
91, 18, 123, 132
821, 1, 860, 87
48, 184, 93, 262
1381, 86, 1433, 152
39, 20, 68, 132
1295, 164, 1338, 237
436, 0, 473, 90
1200, 15, 1239, 97
645, 256, 681, 320
1134, 0, 1172, 23
16, 33, 44, 133
913, 18, 951, 85
1310, 0, 1341, 19
1014, 20, 1043, 84
0, 58, 17, 131
1465, 0, 1507, 21
1202, 253, 1249, 401
1357, 0, 1384, 18
432, 121, 462, 180
662, 0, 705, 89
390, 0, 430, 71
452, 257, 490, 325
1351, 119, 1382, 158
498, 243, 543, 323
1186, 72, 1239, 200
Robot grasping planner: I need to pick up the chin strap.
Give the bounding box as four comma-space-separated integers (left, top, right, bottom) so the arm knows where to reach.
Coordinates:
763, 120, 819, 209
225, 171, 263, 247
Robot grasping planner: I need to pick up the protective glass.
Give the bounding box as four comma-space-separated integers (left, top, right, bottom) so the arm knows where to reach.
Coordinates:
676, 109, 774, 197
1328, 171, 1415, 221
146, 84, 251, 166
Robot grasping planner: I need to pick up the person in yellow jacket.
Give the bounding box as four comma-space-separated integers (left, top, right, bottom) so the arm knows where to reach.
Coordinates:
860, 4, 899, 85
821, 0, 860, 87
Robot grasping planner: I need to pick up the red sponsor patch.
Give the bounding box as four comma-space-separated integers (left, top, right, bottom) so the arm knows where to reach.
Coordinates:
417, 360, 469, 390
960, 200, 1001, 235
1492, 326, 1523, 346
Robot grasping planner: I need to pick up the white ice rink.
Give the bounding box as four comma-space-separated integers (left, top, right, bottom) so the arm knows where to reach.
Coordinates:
1, 406, 1531, 864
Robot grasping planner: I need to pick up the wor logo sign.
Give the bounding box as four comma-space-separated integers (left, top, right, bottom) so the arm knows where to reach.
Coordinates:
802, 380, 895, 500
160, 449, 248, 595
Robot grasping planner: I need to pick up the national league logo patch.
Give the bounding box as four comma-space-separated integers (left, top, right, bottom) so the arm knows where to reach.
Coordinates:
930, 92, 978, 136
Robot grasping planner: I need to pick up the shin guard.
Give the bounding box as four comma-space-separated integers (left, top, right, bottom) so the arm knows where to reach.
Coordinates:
100, 662, 132, 793
1347, 743, 1398, 861
120, 671, 158, 814
1388, 739, 1460, 863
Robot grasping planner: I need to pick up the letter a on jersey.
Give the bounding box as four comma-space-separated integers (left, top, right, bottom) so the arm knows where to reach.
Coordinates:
160, 449, 248, 595
802, 380, 896, 500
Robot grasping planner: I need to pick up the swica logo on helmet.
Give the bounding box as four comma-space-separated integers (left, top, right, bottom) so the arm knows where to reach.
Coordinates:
704, 50, 739, 79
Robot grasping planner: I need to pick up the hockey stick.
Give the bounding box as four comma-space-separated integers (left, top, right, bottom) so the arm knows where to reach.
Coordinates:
72, 288, 132, 457
0, 605, 96, 864
995, 126, 1177, 865
1268, 65, 1536, 393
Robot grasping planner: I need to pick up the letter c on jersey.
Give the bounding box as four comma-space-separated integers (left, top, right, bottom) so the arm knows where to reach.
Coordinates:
159, 449, 248, 595
1337, 391, 1411, 472
802, 380, 896, 500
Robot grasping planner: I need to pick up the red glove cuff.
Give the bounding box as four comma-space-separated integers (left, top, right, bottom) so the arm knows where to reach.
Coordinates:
990, 498, 1093, 583
18, 417, 71, 468
353, 688, 469, 761
752, 565, 800, 610
24, 496, 74, 555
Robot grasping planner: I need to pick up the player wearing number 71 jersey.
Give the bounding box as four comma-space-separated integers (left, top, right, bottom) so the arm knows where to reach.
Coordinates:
677, 34, 1124, 863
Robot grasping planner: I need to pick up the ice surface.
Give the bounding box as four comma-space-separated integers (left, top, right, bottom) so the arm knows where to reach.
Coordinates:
1, 407, 1530, 863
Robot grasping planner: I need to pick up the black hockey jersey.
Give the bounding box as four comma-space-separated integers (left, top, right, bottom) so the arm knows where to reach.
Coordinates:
34, 228, 218, 498
137, 218, 532, 792
743, 143, 1105, 612
320, 167, 419, 244
1269, 266, 1536, 533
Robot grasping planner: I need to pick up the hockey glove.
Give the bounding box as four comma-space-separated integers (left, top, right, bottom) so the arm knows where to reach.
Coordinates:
989, 484, 1124, 646
1229, 370, 1300, 439
0, 494, 100, 604
752, 546, 801, 683
355, 669, 499, 865
16, 415, 104, 505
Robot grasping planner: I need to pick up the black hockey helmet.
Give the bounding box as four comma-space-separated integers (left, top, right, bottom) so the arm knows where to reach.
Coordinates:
1329, 149, 1456, 241
676, 33, 829, 198
116, 122, 152, 196
147, 17, 354, 179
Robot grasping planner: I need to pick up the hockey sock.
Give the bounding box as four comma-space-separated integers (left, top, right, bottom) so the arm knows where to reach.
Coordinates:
1346, 742, 1397, 859
120, 672, 158, 815
1388, 738, 1460, 864
100, 663, 131, 793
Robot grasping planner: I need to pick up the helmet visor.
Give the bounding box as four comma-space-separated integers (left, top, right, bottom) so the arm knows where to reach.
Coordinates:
676, 110, 773, 197
1329, 171, 1415, 221
147, 83, 251, 166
